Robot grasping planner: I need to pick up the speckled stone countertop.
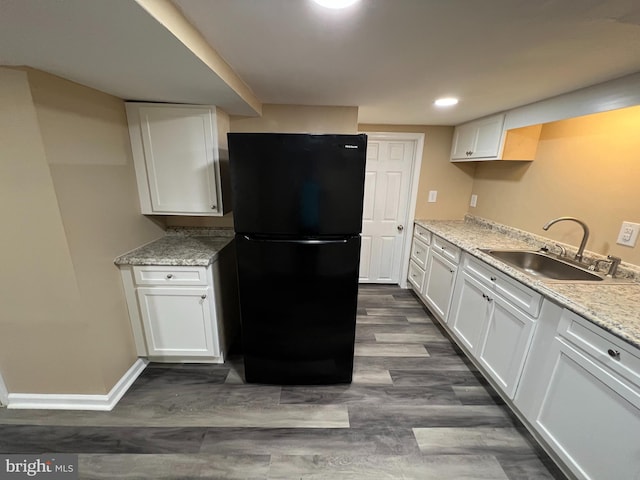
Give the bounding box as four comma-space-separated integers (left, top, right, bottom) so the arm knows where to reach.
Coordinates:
114, 228, 234, 267
415, 216, 640, 350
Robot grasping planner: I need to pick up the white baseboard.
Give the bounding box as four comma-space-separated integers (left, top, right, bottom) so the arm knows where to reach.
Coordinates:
0, 371, 8, 407
6, 358, 148, 411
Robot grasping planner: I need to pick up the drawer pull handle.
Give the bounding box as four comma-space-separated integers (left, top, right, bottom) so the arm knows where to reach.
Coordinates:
166, 274, 173, 279
608, 349, 620, 359
490, 276, 497, 281
201, 294, 207, 300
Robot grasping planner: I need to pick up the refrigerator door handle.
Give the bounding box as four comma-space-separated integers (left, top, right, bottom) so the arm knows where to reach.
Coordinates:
242, 235, 349, 244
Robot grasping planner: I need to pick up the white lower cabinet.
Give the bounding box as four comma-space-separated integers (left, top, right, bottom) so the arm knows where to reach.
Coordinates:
476, 293, 536, 398
120, 253, 239, 363
449, 272, 489, 351
407, 225, 431, 295
410, 227, 640, 480
407, 260, 426, 292
423, 250, 457, 321
449, 260, 538, 399
532, 310, 640, 480
137, 286, 218, 357
422, 235, 460, 322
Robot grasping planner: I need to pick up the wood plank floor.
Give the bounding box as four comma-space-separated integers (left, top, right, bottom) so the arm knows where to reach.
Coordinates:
0, 285, 567, 479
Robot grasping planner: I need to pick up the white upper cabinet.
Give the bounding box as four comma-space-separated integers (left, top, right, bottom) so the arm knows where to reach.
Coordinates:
451, 114, 504, 160
450, 113, 542, 162
126, 103, 230, 216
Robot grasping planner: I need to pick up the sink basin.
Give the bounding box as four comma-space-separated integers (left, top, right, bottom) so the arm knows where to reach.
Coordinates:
481, 249, 604, 282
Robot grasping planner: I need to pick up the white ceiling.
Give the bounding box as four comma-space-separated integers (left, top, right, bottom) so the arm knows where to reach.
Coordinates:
2, 0, 640, 125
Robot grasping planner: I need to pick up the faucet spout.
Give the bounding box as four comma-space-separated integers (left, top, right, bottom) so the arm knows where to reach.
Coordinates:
542, 217, 590, 262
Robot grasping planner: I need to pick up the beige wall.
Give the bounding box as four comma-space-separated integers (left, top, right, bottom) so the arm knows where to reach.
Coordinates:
0, 68, 163, 394
471, 105, 640, 265
358, 124, 476, 220
231, 104, 358, 134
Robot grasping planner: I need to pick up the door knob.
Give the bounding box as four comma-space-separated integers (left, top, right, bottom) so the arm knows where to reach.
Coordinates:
397, 225, 404, 232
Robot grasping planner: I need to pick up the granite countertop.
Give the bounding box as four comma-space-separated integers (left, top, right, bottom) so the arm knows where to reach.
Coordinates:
414, 217, 640, 350
114, 229, 234, 267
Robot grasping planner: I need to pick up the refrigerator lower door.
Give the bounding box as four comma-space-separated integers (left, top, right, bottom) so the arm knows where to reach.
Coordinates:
236, 234, 361, 384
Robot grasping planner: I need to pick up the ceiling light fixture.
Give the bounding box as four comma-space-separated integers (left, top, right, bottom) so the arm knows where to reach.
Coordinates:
312, 0, 360, 9
434, 97, 459, 107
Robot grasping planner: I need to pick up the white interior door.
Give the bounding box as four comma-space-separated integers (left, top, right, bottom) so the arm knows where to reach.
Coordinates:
359, 137, 416, 283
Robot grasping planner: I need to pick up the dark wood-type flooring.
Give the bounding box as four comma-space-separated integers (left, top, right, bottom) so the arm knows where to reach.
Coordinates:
0, 285, 567, 479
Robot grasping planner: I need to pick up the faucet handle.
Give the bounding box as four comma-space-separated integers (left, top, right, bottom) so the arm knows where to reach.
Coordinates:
606, 255, 622, 277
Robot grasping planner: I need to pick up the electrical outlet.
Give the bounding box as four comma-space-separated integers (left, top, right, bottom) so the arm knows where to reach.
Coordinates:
428, 190, 437, 203
616, 221, 640, 247
470, 194, 478, 208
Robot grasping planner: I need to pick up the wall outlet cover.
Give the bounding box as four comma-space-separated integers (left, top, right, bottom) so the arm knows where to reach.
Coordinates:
428, 190, 437, 203
470, 194, 478, 208
616, 221, 640, 247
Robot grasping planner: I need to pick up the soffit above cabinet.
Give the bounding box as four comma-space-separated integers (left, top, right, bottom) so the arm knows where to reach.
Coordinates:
0, 0, 260, 116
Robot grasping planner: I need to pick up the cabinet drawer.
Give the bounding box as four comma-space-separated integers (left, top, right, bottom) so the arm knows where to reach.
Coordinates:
413, 224, 431, 245
408, 260, 426, 292
558, 309, 640, 389
464, 255, 542, 318
133, 266, 208, 286
431, 235, 461, 265
410, 237, 429, 269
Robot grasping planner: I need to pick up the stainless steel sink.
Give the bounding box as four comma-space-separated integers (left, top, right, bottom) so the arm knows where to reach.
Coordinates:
481, 249, 604, 282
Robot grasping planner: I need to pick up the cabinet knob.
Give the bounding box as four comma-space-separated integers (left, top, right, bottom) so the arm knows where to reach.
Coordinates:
211, 204, 217, 210
449, 269, 454, 273
608, 348, 620, 359
166, 274, 173, 279
397, 225, 404, 232
416, 250, 421, 255
201, 294, 207, 300
490, 276, 497, 282
482, 293, 487, 299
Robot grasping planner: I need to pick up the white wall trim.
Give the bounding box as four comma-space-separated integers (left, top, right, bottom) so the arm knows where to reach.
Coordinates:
0, 371, 9, 407
5, 358, 148, 411
361, 131, 425, 289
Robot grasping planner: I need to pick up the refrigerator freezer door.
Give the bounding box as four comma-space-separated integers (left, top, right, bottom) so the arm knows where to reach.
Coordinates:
236, 234, 361, 384
229, 133, 367, 236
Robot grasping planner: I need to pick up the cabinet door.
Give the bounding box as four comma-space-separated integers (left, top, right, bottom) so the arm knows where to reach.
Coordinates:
408, 260, 426, 292
137, 286, 219, 357
536, 339, 640, 480
138, 105, 220, 215
449, 272, 489, 350
450, 123, 477, 160
477, 294, 536, 398
450, 114, 505, 161
423, 250, 458, 322
472, 114, 505, 158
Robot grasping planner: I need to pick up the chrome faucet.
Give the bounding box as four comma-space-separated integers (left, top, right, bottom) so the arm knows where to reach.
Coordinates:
543, 217, 590, 262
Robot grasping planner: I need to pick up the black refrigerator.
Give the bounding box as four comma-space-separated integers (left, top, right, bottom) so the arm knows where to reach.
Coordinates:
228, 133, 367, 384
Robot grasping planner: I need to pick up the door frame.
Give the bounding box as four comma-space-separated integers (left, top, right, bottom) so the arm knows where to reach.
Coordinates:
359, 131, 424, 288
0, 370, 8, 406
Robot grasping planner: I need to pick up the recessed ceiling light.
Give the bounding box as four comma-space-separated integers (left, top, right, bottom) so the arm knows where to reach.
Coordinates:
434, 97, 459, 107
312, 0, 360, 9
